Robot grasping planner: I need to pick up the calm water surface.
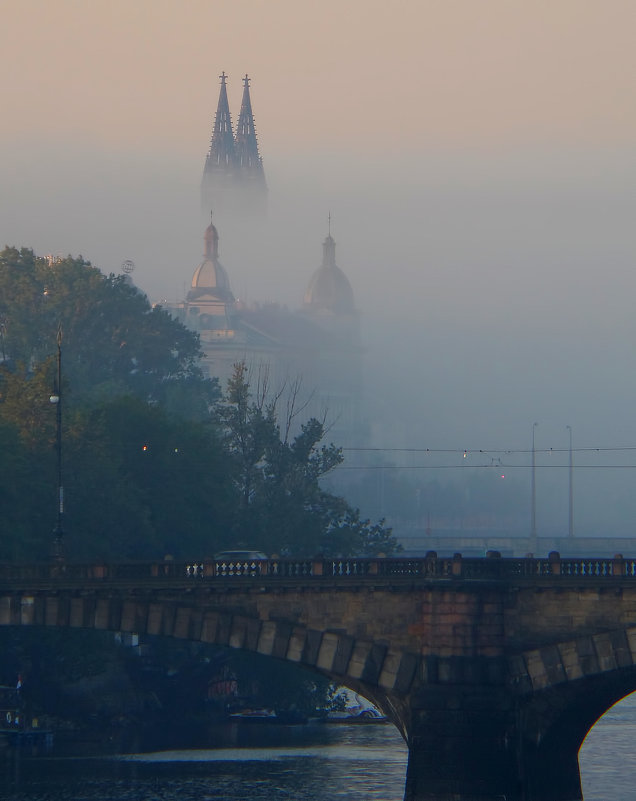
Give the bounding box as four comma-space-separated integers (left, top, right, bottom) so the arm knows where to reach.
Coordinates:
0, 723, 408, 801
580, 692, 636, 800
1, 699, 635, 801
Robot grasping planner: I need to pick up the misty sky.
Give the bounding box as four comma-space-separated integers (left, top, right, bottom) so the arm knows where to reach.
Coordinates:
2, 0, 636, 535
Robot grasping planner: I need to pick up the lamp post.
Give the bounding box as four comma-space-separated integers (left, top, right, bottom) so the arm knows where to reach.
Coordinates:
530, 422, 538, 551
566, 425, 574, 538
49, 324, 64, 560
0, 316, 6, 362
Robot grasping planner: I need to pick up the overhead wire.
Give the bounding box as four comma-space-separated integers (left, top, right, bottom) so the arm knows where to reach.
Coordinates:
337, 444, 636, 471
336, 463, 636, 470
343, 446, 636, 455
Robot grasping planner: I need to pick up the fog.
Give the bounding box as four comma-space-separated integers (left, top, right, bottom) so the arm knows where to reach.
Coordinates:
1, 0, 635, 541
2, 136, 636, 539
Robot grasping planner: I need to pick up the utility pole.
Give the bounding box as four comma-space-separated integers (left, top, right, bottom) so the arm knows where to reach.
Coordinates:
530, 422, 538, 552
49, 323, 64, 560
0, 316, 6, 362
567, 425, 574, 538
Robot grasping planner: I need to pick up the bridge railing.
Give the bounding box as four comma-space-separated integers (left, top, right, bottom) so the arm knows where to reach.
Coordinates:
1, 553, 636, 585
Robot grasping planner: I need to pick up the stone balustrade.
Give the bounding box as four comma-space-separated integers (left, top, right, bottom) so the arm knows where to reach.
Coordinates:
0, 551, 636, 587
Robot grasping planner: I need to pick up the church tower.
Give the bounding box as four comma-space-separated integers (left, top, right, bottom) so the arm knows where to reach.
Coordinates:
303, 224, 359, 342
186, 212, 236, 327
201, 72, 267, 219
234, 75, 267, 214
201, 72, 236, 216
302, 224, 363, 446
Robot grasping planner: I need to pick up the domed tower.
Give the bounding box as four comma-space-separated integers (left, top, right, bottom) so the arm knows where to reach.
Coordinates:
185, 214, 236, 332
301, 223, 363, 447
303, 226, 358, 341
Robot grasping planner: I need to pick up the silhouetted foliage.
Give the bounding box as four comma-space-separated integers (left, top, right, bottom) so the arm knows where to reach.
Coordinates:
217, 362, 398, 557
0, 246, 396, 562
0, 246, 218, 412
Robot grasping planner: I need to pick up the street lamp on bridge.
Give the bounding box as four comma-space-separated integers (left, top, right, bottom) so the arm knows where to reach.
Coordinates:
530, 422, 538, 552
567, 425, 574, 538
49, 323, 64, 560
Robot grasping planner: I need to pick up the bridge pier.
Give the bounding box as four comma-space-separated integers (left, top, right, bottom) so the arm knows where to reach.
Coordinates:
403, 684, 519, 801
518, 732, 583, 801
400, 684, 585, 801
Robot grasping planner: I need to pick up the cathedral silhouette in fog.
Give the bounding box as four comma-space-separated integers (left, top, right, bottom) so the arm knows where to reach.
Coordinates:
201, 72, 267, 218
166, 73, 364, 446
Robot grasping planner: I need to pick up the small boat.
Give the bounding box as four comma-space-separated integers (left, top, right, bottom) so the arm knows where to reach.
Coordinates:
321, 707, 388, 724
228, 707, 277, 722
0, 685, 54, 754
228, 708, 308, 724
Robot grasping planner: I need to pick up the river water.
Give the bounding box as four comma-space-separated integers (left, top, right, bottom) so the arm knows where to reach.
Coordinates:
1, 697, 635, 801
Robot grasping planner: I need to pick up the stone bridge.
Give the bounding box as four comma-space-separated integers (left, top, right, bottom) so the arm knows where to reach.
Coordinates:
2, 552, 636, 801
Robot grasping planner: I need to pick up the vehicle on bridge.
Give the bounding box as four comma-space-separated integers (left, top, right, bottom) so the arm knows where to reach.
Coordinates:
214, 550, 268, 562
212, 551, 268, 577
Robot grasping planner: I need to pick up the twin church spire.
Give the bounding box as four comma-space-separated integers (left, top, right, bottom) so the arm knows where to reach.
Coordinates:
199, 74, 355, 323
201, 72, 267, 217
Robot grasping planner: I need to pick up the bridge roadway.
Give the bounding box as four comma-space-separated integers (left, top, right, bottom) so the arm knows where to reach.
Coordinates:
3, 552, 636, 801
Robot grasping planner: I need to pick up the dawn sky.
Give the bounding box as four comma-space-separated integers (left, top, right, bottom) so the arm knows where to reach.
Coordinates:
2, 0, 635, 153
2, 0, 636, 534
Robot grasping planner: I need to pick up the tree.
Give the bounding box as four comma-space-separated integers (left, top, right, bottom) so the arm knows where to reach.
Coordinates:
0, 247, 218, 413
0, 245, 231, 561
0, 417, 47, 559
0, 388, 236, 561
61, 395, 235, 560
0, 359, 56, 446
217, 362, 399, 557
0, 247, 397, 562
0, 360, 61, 559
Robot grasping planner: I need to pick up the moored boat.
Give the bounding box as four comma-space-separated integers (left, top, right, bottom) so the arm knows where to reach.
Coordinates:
321, 707, 388, 724
0, 684, 54, 754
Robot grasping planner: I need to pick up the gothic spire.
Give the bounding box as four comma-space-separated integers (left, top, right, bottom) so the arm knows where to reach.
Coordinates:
207, 71, 235, 167
234, 74, 267, 188
201, 72, 236, 213
201, 72, 267, 217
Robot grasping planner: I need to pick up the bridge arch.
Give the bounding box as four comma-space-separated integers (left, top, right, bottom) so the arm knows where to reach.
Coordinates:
0, 587, 415, 738
511, 626, 636, 800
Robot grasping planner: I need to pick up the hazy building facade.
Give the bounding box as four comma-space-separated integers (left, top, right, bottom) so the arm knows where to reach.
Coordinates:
165, 218, 363, 447
201, 72, 267, 219
165, 75, 363, 445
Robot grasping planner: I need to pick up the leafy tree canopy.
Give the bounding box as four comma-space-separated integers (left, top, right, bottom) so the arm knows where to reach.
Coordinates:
0, 247, 397, 562
216, 362, 399, 557
0, 246, 217, 413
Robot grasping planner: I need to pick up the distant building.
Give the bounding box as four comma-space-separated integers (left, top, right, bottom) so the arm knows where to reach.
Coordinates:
164, 217, 363, 447
163, 73, 363, 445
201, 72, 267, 219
